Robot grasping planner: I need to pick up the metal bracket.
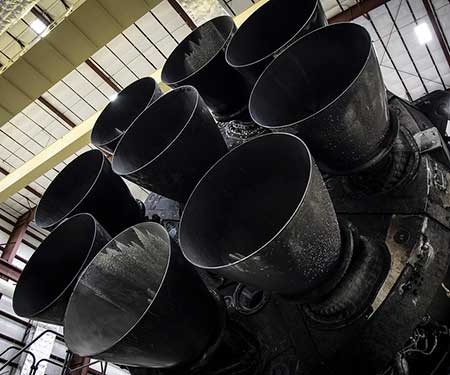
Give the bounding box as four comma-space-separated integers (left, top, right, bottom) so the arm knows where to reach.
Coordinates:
414, 127, 450, 167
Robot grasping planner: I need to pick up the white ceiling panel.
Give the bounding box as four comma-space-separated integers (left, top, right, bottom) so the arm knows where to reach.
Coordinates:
63, 70, 97, 98
113, 67, 138, 88
48, 81, 81, 108
143, 47, 166, 68
92, 48, 125, 76
155, 35, 177, 57
84, 89, 109, 110
135, 12, 169, 45
172, 24, 191, 42
108, 34, 141, 65
128, 54, 156, 77
153, 0, 184, 32
70, 99, 96, 120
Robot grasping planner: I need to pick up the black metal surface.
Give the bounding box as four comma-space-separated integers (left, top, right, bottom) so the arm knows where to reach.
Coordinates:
13, 214, 111, 325
179, 133, 342, 298
64, 222, 221, 368
35, 150, 144, 235
225, 0, 327, 86
161, 16, 250, 121
413, 90, 450, 137
91, 77, 162, 154
348, 215, 450, 374
112, 86, 227, 203
249, 23, 390, 174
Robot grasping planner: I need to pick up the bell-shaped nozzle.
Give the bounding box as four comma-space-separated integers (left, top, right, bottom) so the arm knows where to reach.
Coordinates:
13, 214, 111, 325
91, 77, 162, 154
161, 16, 250, 121
112, 86, 227, 203
225, 0, 327, 86
180, 133, 342, 299
249, 23, 391, 174
64, 222, 221, 368
35, 150, 144, 235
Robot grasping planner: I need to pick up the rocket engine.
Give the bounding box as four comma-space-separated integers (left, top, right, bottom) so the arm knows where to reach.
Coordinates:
11, 0, 450, 374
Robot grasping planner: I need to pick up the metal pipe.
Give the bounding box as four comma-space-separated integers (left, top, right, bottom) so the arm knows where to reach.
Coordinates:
249, 23, 391, 174
112, 86, 227, 203
64, 222, 221, 368
13, 214, 111, 325
0, 277, 15, 298
35, 150, 144, 235
225, 0, 327, 86
161, 16, 250, 121
0, 329, 62, 373
179, 133, 342, 299
91, 77, 162, 154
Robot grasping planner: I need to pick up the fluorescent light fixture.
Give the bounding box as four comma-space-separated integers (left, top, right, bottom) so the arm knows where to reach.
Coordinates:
414, 23, 432, 45
109, 93, 118, 102
30, 19, 47, 35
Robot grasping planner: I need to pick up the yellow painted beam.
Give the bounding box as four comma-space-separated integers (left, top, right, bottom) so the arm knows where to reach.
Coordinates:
0, 0, 163, 125
0, 0, 269, 204
0, 112, 98, 203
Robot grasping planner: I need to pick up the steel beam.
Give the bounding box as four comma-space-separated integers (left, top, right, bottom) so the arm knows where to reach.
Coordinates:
0, 212, 44, 243
38, 96, 77, 128
422, 0, 450, 69
0, 259, 21, 282
166, 0, 197, 30
1, 208, 35, 263
85, 59, 121, 93
0, 166, 42, 198
0, 0, 268, 205
329, 0, 390, 23
69, 355, 90, 375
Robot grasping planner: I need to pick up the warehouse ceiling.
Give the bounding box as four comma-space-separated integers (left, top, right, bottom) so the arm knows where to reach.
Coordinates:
0, 0, 87, 73
0, 0, 449, 243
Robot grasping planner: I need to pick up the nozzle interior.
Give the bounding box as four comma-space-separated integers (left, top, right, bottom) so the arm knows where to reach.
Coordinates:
180, 133, 311, 269
65, 223, 170, 356
35, 150, 104, 229
112, 86, 199, 176
91, 77, 160, 148
13, 214, 97, 318
226, 0, 318, 68
249, 23, 371, 128
162, 16, 235, 85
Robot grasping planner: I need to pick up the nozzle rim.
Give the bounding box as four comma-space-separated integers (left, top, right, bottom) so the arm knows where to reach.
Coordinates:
64, 222, 172, 357
161, 15, 236, 86
249, 22, 372, 129
225, 0, 320, 69
13, 213, 99, 319
35, 150, 105, 230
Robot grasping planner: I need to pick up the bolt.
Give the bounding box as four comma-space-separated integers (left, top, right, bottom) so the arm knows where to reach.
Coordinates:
394, 229, 410, 244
